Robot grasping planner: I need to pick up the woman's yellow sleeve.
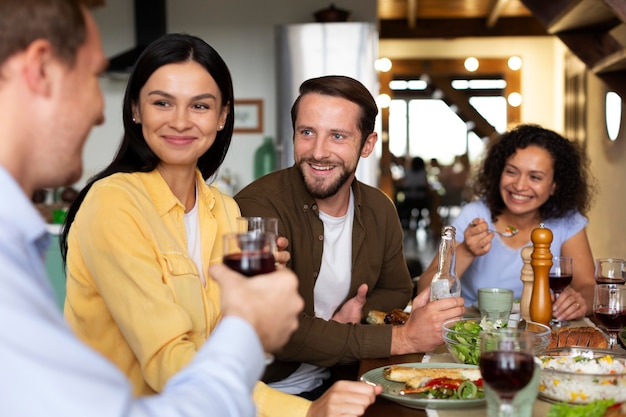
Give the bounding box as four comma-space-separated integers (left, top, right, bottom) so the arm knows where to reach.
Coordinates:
253, 382, 311, 417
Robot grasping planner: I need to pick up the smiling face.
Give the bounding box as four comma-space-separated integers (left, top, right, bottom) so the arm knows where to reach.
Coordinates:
132, 61, 229, 175
499, 145, 556, 217
293, 93, 376, 202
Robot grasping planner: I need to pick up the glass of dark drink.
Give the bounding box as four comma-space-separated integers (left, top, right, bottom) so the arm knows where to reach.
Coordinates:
479, 329, 535, 417
593, 284, 626, 349
223, 231, 276, 364
223, 231, 276, 277
549, 256, 573, 327
594, 258, 626, 285
237, 217, 279, 259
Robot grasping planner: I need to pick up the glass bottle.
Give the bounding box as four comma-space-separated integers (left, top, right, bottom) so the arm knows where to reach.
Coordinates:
430, 225, 461, 301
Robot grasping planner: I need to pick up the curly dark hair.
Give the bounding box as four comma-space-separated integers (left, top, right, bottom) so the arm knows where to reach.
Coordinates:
473, 124, 594, 221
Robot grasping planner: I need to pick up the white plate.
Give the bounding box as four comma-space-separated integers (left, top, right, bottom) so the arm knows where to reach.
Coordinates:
360, 363, 485, 410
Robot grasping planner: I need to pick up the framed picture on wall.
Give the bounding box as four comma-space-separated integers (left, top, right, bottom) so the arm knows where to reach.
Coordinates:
234, 99, 263, 133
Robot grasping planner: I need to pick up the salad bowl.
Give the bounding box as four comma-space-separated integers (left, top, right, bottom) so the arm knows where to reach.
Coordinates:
442, 317, 551, 365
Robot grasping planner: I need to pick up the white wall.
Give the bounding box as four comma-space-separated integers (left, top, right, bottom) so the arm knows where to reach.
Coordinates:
379, 37, 566, 132
83, 0, 376, 192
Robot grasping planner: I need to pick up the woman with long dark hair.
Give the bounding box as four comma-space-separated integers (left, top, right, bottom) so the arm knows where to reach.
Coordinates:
61, 33, 379, 417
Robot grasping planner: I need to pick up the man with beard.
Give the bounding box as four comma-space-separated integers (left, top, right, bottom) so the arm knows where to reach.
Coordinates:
235, 75, 465, 399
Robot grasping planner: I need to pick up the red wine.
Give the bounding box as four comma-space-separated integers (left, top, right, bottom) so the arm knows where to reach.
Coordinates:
479, 351, 534, 399
594, 307, 626, 330
549, 273, 573, 293
223, 252, 276, 277
596, 276, 626, 285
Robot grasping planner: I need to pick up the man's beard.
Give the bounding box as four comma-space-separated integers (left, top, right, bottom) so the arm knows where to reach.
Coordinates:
296, 159, 354, 200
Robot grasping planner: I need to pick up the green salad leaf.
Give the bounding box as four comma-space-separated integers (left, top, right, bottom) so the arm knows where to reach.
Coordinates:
546, 400, 615, 417
448, 318, 507, 365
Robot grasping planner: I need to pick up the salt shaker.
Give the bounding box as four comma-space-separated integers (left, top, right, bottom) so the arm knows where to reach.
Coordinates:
519, 246, 534, 322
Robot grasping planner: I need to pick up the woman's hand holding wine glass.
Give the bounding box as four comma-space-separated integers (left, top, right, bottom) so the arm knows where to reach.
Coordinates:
549, 256, 573, 327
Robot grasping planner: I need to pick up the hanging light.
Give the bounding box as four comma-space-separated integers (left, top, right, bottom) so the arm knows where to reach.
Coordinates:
507, 92, 523, 107
376, 93, 391, 108
375, 57, 392, 72
464, 57, 479, 72
508, 56, 523, 71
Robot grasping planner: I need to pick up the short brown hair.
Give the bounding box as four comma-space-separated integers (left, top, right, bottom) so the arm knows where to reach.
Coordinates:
290, 75, 378, 148
0, 0, 87, 69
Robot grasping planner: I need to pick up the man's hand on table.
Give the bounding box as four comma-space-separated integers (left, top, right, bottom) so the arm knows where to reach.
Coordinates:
390, 288, 465, 355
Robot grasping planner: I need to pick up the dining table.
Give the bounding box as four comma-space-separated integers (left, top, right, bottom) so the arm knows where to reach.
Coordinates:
357, 316, 625, 417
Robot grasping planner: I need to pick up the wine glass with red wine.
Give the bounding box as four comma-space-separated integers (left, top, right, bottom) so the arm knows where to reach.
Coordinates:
549, 256, 573, 327
223, 231, 277, 364
479, 329, 535, 417
593, 284, 626, 349
223, 231, 276, 277
594, 258, 626, 285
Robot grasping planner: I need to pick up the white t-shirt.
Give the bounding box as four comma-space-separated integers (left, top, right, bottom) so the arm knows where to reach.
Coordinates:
269, 191, 355, 394
184, 185, 205, 285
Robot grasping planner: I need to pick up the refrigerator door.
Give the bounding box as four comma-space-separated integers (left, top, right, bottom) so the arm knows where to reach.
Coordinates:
276, 22, 379, 186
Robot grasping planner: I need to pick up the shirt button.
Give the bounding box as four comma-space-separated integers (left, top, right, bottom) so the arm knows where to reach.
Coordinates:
312, 204, 317, 210
318, 235, 323, 241
313, 272, 318, 278
303, 204, 309, 210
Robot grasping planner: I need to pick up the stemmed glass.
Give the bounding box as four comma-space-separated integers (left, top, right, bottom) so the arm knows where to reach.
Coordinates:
237, 216, 279, 259
549, 256, 573, 327
594, 258, 626, 284
479, 329, 536, 417
222, 231, 276, 277
593, 284, 626, 349
223, 231, 276, 364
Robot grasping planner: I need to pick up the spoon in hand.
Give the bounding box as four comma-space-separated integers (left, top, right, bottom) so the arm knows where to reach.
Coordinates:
489, 225, 519, 238
470, 221, 519, 238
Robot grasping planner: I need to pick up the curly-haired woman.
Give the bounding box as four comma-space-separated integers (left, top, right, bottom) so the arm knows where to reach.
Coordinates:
418, 124, 596, 320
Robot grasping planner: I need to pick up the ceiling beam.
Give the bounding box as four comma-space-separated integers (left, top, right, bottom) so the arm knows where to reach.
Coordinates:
407, 0, 417, 29
487, 0, 511, 28
379, 17, 549, 38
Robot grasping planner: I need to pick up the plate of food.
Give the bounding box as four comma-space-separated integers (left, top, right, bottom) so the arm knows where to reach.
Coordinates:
360, 362, 485, 409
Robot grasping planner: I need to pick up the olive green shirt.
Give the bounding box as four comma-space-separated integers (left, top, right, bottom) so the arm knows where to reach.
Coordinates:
235, 166, 413, 382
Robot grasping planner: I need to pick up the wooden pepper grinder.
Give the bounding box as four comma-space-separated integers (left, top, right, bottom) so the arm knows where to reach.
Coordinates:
529, 224, 553, 325
519, 246, 534, 322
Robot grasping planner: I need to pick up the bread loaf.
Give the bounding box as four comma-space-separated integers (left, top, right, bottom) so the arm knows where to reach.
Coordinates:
366, 309, 409, 325
547, 326, 609, 349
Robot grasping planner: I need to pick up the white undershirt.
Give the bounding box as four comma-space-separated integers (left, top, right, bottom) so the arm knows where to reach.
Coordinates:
269, 190, 355, 394
184, 185, 205, 285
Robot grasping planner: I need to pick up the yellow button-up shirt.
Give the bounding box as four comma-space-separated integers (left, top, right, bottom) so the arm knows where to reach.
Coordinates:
65, 169, 309, 417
